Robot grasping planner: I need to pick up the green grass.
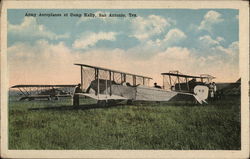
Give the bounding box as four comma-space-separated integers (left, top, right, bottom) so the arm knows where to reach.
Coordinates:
8, 96, 240, 150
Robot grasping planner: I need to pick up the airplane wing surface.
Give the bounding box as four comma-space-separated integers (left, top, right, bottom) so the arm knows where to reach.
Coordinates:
11, 85, 76, 88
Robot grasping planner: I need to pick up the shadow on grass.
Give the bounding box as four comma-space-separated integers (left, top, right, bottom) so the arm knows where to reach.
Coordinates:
27, 101, 213, 112
28, 101, 199, 112
28, 96, 240, 112
28, 103, 125, 111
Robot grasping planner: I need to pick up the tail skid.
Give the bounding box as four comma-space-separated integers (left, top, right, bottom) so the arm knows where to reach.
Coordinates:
193, 94, 208, 104
194, 95, 202, 104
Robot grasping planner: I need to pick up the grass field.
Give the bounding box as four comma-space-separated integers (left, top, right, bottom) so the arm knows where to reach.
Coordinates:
8, 95, 241, 150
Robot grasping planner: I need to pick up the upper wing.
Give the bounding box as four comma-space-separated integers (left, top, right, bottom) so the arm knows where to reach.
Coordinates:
11, 84, 77, 88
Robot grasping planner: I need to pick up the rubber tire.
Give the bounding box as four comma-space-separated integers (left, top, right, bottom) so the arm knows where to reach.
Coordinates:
97, 100, 107, 107
127, 99, 133, 105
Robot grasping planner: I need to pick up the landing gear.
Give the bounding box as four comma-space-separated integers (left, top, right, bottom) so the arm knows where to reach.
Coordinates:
28, 97, 34, 101
97, 100, 118, 107
97, 100, 107, 107
127, 99, 133, 105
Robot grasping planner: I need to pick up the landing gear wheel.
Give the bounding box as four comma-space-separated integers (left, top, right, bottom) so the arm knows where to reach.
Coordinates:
127, 99, 133, 105
107, 100, 116, 106
97, 100, 107, 107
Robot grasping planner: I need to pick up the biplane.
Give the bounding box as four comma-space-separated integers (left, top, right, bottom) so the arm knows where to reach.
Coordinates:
74, 64, 214, 105
162, 71, 215, 92
162, 71, 215, 103
11, 85, 76, 101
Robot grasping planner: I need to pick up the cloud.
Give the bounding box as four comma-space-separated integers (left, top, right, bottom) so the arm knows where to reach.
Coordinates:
157, 47, 190, 60
199, 35, 220, 46
229, 41, 239, 53
151, 46, 239, 83
197, 35, 239, 74
72, 32, 117, 49
198, 10, 224, 32
146, 28, 186, 48
8, 17, 69, 40
198, 35, 238, 57
216, 36, 225, 42
213, 41, 239, 60
131, 15, 172, 40
8, 40, 78, 85
8, 40, 239, 87
163, 28, 186, 45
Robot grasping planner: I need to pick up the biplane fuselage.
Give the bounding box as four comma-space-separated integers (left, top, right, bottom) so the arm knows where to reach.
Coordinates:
83, 80, 178, 102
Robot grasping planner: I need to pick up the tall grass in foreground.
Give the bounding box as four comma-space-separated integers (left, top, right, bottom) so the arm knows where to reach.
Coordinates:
9, 96, 240, 150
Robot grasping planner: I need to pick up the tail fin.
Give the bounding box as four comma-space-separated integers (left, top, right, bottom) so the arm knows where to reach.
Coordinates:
194, 85, 209, 104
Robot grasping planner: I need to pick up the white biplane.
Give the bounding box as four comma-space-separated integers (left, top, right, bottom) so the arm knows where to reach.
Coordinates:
74, 64, 215, 106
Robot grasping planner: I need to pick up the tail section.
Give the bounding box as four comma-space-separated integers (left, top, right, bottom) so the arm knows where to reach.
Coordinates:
194, 85, 209, 104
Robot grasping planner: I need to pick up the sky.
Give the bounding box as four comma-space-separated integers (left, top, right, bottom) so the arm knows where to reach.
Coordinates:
7, 9, 239, 86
